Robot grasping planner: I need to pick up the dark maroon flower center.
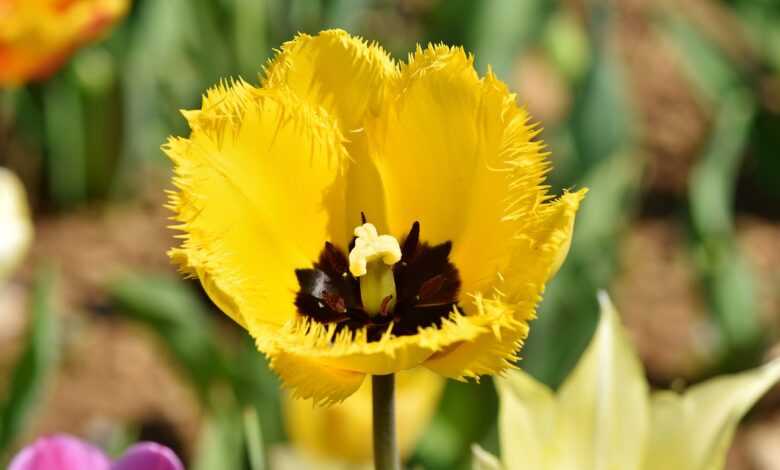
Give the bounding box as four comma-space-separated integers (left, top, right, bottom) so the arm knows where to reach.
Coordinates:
294, 222, 461, 341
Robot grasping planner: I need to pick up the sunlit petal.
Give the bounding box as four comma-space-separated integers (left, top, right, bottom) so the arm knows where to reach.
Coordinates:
165, 81, 348, 329
643, 358, 780, 470
494, 368, 557, 470
369, 45, 557, 300
264, 29, 398, 243
555, 292, 648, 470
423, 295, 529, 379
269, 348, 366, 406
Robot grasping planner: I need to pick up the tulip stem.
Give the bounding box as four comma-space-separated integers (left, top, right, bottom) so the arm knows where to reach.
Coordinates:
372, 373, 400, 470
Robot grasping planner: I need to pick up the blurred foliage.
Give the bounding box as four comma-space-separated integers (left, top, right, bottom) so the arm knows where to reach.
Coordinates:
109, 274, 282, 470
2, 0, 780, 468
0, 270, 59, 465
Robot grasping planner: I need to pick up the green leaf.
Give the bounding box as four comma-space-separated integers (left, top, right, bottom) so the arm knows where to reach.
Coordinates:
659, 10, 742, 103
0, 269, 59, 458
192, 398, 245, 470
568, 48, 633, 174
643, 358, 780, 470
554, 292, 648, 470
524, 150, 641, 387
688, 89, 763, 366
243, 407, 266, 470
43, 74, 87, 207
471, 0, 551, 78
689, 90, 753, 238
471, 444, 503, 470
232, 0, 268, 81
420, 380, 498, 469
108, 274, 229, 402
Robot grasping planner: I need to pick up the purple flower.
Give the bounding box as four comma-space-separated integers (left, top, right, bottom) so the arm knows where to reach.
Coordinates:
9, 435, 184, 470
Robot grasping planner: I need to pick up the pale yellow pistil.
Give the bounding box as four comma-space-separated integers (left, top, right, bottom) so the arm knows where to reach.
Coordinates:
348, 223, 401, 316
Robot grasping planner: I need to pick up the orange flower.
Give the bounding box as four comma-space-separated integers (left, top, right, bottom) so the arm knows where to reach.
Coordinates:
0, 0, 129, 86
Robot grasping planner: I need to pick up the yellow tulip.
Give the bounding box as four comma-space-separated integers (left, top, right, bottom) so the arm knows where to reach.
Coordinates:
474, 292, 780, 470
0, 168, 33, 281
165, 29, 586, 404
0, 0, 129, 86
283, 368, 444, 465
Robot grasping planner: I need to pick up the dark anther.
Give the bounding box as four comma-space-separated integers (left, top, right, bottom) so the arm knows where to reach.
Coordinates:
323, 292, 347, 314
418, 274, 446, 304
401, 221, 420, 260
379, 295, 394, 316
294, 221, 461, 341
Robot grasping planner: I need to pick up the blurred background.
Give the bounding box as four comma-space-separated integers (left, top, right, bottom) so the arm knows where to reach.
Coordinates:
1, 0, 780, 468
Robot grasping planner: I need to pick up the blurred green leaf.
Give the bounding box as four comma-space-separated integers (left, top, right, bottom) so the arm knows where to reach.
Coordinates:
192, 394, 245, 470
232, 0, 268, 81
0, 269, 59, 458
747, 108, 780, 205
109, 274, 229, 402
472, 0, 551, 79
688, 90, 764, 368
322, 0, 367, 31
72, 47, 123, 200
229, 339, 284, 445
542, 10, 590, 82
110, 273, 284, 448
524, 149, 642, 387
415, 380, 498, 470
43, 74, 87, 207
524, 1, 638, 386
243, 407, 266, 470
568, 49, 633, 176
689, 91, 753, 239
289, 0, 324, 34
660, 9, 743, 102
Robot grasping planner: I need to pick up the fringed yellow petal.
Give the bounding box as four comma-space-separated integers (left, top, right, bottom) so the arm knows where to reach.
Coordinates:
165, 81, 348, 330
423, 295, 530, 379
500, 189, 587, 304
369, 44, 557, 303
270, 350, 366, 406
284, 368, 444, 462
264, 29, 398, 242
264, 28, 396, 132
255, 308, 490, 377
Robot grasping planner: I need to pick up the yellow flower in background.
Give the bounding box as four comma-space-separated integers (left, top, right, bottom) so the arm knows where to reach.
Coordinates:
279, 368, 444, 467
165, 29, 586, 404
0, 0, 129, 86
0, 168, 33, 281
474, 292, 780, 470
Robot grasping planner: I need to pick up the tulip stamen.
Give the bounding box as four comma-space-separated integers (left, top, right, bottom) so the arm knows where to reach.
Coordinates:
349, 223, 401, 315
294, 221, 462, 341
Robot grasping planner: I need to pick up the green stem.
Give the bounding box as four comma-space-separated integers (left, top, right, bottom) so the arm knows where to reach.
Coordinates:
372, 374, 400, 470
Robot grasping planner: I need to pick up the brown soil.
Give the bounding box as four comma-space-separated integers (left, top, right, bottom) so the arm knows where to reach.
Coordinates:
613, 218, 715, 382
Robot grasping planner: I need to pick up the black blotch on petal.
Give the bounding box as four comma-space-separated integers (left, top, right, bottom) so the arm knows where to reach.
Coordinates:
294, 222, 462, 342
394, 239, 460, 309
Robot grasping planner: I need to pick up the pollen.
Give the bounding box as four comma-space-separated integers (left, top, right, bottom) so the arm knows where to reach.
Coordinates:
348, 223, 402, 277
